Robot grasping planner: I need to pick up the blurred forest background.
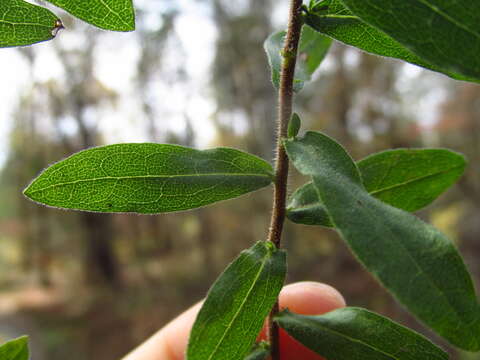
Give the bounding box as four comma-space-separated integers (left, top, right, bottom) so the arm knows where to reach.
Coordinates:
0, 1, 479, 359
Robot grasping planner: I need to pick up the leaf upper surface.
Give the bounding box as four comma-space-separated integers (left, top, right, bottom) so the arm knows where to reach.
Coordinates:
284, 131, 480, 350
287, 148, 466, 226
275, 308, 448, 360
24, 143, 274, 214
304, 0, 478, 82
0, 336, 29, 360
187, 241, 286, 360
46, 0, 135, 31
264, 25, 332, 92
0, 0, 61, 48
339, 0, 480, 80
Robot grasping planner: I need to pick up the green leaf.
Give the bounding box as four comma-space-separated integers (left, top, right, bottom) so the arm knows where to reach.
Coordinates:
244, 342, 270, 360
187, 241, 286, 360
275, 308, 448, 360
0, 336, 29, 360
46, 0, 135, 31
24, 143, 274, 214
288, 113, 302, 139
287, 182, 333, 227
339, 0, 480, 81
359, 148, 466, 212
0, 0, 62, 48
264, 25, 332, 92
284, 131, 480, 351
287, 148, 466, 226
304, 0, 478, 82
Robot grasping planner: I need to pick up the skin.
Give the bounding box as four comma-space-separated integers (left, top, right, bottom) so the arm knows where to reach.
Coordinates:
122, 281, 346, 360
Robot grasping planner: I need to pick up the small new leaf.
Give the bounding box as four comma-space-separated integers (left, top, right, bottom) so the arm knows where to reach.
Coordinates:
304, 0, 478, 82
284, 131, 480, 350
275, 308, 448, 360
264, 25, 332, 92
187, 241, 286, 360
288, 113, 302, 139
0, 336, 29, 360
287, 148, 466, 226
46, 0, 135, 31
0, 0, 61, 48
24, 143, 274, 214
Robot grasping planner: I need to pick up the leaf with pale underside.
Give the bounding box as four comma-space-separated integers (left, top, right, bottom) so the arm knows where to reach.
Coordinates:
304, 0, 478, 82
0, 0, 62, 48
339, 0, 480, 81
275, 308, 448, 360
0, 336, 29, 360
264, 25, 332, 92
284, 131, 480, 351
46, 0, 135, 31
187, 241, 286, 360
287, 148, 466, 226
24, 143, 274, 214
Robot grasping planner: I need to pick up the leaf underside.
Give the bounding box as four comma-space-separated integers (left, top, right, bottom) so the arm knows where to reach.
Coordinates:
187, 241, 286, 360
46, 0, 135, 31
276, 308, 448, 360
305, 0, 479, 83
0, 0, 61, 47
339, 0, 480, 81
287, 148, 466, 226
24, 143, 274, 214
284, 131, 480, 351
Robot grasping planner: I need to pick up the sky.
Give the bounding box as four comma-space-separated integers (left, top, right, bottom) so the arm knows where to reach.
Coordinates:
0, 0, 446, 169
0, 0, 218, 168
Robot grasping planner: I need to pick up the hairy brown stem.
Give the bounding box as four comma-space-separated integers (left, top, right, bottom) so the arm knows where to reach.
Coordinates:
266, 0, 304, 359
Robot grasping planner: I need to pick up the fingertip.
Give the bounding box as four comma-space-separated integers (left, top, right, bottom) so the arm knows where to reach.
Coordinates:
279, 281, 346, 315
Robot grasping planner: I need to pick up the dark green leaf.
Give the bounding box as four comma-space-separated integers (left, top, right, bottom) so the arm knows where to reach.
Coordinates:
0, 0, 62, 48
264, 25, 332, 92
284, 131, 480, 350
187, 241, 286, 360
288, 113, 302, 139
46, 0, 135, 31
24, 143, 274, 214
0, 336, 29, 360
359, 149, 466, 212
287, 182, 333, 227
275, 308, 448, 360
287, 148, 466, 226
340, 0, 480, 81
304, 0, 478, 82
244, 342, 270, 360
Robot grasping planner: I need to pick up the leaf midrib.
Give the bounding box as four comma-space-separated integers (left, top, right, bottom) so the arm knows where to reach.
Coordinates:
206, 252, 270, 360
287, 315, 401, 360
368, 165, 463, 197
416, 0, 480, 39
337, 180, 474, 334
27, 172, 272, 194
288, 164, 463, 211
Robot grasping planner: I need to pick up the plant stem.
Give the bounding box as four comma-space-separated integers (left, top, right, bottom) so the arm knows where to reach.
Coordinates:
266, 0, 304, 359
